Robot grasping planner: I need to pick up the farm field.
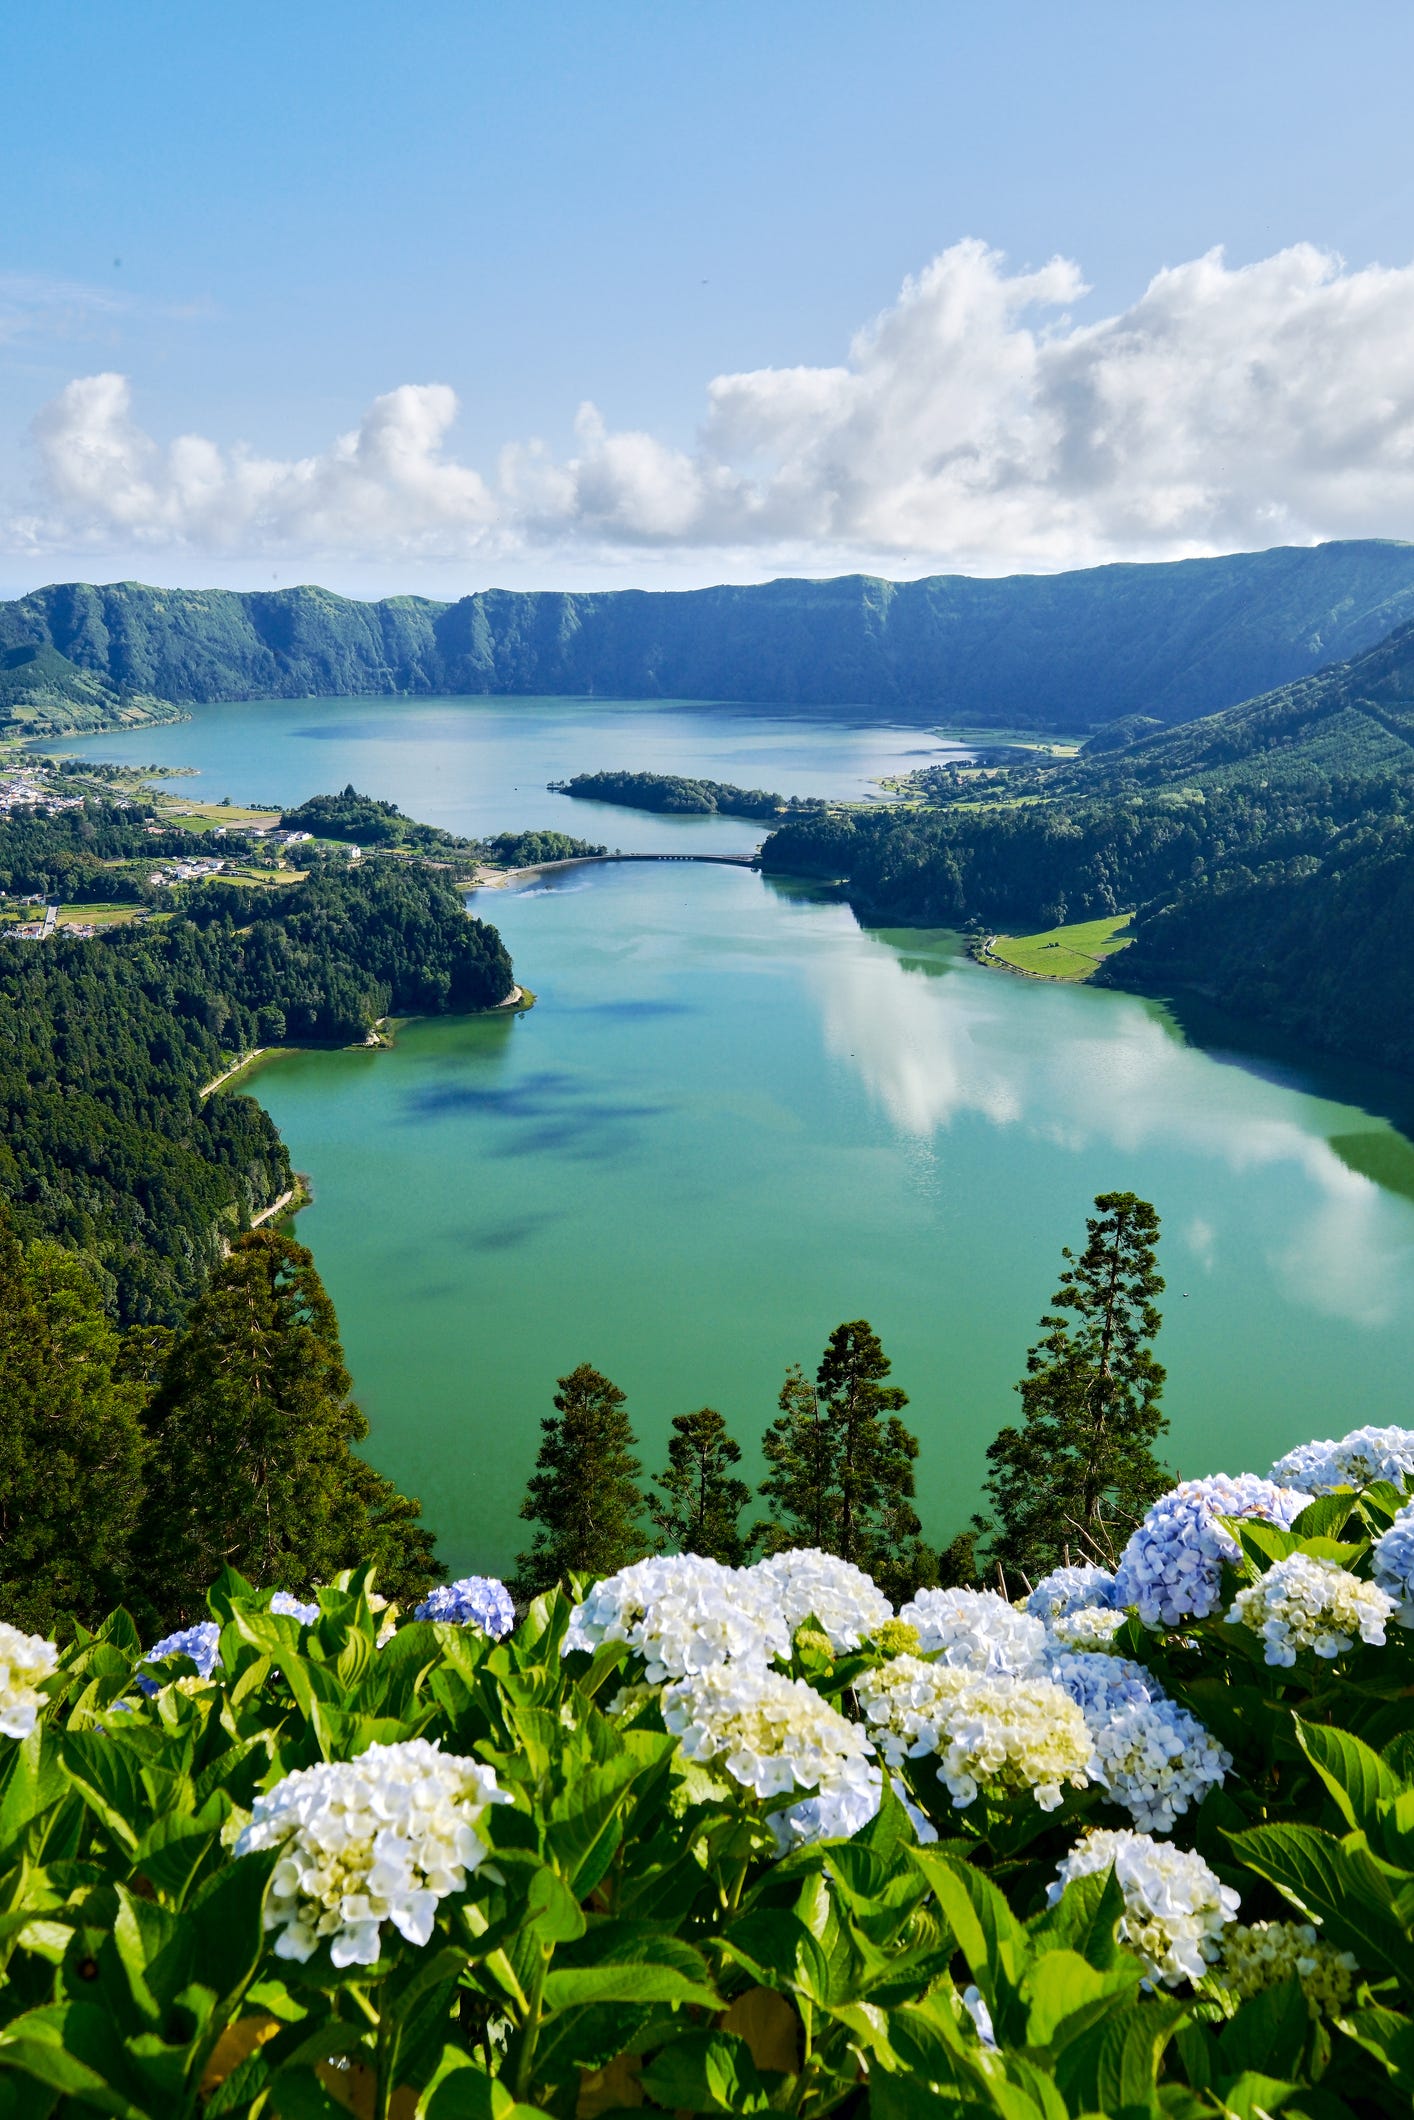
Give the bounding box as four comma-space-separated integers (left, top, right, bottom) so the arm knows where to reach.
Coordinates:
985, 912, 1134, 980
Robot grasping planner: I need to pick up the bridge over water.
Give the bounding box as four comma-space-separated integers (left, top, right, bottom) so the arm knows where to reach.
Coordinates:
507, 850, 758, 876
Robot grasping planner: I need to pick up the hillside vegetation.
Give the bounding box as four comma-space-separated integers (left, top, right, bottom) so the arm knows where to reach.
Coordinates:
0, 808, 514, 1320
8, 540, 1414, 731
762, 619, 1414, 1073
0, 641, 179, 736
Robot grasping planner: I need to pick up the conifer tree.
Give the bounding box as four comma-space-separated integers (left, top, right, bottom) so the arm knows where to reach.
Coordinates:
134, 1231, 441, 1626
650, 1407, 752, 1565
756, 1322, 926, 1594
0, 1218, 148, 1635
980, 1191, 1171, 1582
513, 1363, 647, 1598
756, 1364, 837, 1554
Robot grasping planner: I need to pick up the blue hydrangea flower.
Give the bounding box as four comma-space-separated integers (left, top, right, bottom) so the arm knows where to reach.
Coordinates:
1027, 1564, 1117, 1623
1372, 1503, 1414, 1627
137, 1621, 222, 1697
415, 1575, 515, 1637
1112, 1474, 1312, 1628
1270, 1426, 1414, 1496
270, 1591, 320, 1625
1048, 1650, 1158, 1716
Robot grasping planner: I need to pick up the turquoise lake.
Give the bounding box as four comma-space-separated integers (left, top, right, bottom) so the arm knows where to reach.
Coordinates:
59, 698, 1414, 1577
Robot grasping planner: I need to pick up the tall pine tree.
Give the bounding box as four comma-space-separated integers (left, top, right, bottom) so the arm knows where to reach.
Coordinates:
513, 1363, 647, 1598
757, 1321, 928, 1597
0, 1216, 148, 1635
980, 1191, 1171, 1583
650, 1407, 751, 1565
134, 1230, 441, 1626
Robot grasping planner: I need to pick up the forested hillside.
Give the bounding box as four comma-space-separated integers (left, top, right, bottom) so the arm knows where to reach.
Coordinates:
7, 539, 1414, 731
0, 813, 514, 1320
763, 619, 1414, 1073
556, 768, 823, 818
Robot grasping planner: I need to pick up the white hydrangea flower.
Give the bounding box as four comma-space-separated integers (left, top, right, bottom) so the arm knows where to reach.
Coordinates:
858, 1655, 1094, 1812
563, 1555, 789, 1682
235, 1739, 510, 1967
1112, 1475, 1313, 1628
1047, 1606, 1129, 1652
1050, 1828, 1239, 1987
897, 1587, 1048, 1678
1371, 1502, 1414, 1626
661, 1663, 880, 1848
1216, 1921, 1358, 2017
1227, 1553, 1395, 1665
1088, 1697, 1230, 1834
1270, 1425, 1414, 1496
0, 1624, 58, 1740
1046, 1649, 1228, 1833
745, 1549, 893, 1651
1027, 1564, 1117, 1623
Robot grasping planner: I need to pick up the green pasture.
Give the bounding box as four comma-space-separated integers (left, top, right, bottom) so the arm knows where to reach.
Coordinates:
987, 912, 1133, 981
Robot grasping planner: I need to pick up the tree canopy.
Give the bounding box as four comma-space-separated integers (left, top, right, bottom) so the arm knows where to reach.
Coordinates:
513, 1364, 648, 1600
133, 1230, 441, 1628
980, 1191, 1171, 1583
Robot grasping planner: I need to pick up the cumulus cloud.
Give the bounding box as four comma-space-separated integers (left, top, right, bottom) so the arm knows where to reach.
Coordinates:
10, 238, 1414, 571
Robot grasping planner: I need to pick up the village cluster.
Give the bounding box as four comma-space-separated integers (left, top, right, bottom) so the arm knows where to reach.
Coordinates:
0, 772, 342, 941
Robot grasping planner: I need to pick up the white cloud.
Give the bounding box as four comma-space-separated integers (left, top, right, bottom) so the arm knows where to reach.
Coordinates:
10, 238, 1414, 571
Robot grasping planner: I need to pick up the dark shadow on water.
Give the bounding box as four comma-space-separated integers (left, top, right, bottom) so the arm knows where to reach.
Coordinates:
401, 1067, 665, 1165
1141, 987, 1414, 1147
402, 1070, 581, 1119
566, 997, 696, 1020
460, 1213, 562, 1252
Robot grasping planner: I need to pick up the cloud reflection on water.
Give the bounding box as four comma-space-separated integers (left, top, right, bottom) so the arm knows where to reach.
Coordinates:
810, 939, 1414, 1329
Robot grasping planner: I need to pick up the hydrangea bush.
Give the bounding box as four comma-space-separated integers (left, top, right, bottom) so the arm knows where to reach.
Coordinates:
1, 1441, 1413, 2117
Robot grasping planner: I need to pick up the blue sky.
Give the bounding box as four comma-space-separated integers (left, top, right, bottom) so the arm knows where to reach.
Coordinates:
4, 1, 1414, 596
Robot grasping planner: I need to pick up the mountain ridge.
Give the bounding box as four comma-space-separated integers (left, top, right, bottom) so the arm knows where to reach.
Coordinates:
6, 539, 1414, 733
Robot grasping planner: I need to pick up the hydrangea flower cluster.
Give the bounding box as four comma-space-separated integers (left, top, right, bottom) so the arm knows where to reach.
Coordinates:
1026, 1564, 1117, 1623
1112, 1475, 1313, 1627
270, 1592, 320, 1625
1047, 1650, 1159, 1716
858, 1655, 1094, 1812
236, 1739, 510, 1966
1046, 1650, 1229, 1831
1046, 1606, 1129, 1652
564, 1556, 788, 1681
137, 1621, 222, 1699
661, 1663, 880, 1847
0, 1623, 58, 1740
897, 1587, 1048, 1678
1088, 1696, 1230, 1833
1216, 1921, 1358, 2018
1371, 1502, 1414, 1625
415, 1576, 515, 1636
746, 1549, 893, 1651
1051, 1829, 1240, 1987
1270, 1424, 1414, 1496
1227, 1553, 1396, 1665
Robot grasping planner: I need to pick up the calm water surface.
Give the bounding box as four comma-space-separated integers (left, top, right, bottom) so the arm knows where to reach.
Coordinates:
62, 698, 1414, 1573
55, 692, 964, 854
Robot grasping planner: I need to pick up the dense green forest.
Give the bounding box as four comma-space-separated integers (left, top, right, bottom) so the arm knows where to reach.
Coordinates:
763, 618, 1414, 1074
0, 1215, 442, 1635
0, 806, 514, 1320
8, 540, 1414, 731
280, 784, 605, 864
280, 784, 473, 852
555, 768, 823, 818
